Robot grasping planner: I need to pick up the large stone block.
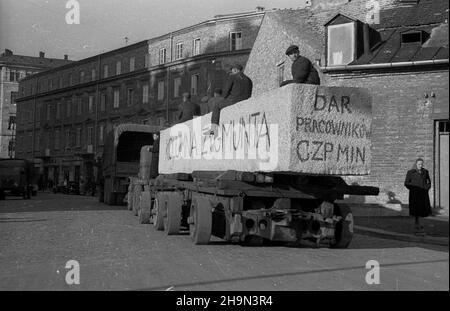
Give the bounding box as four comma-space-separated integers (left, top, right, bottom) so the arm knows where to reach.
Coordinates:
159, 83, 372, 175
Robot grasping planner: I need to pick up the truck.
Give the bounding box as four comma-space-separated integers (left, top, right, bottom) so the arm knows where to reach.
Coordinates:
101, 124, 162, 205
0, 159, 35, 200
126, 84, 380, 248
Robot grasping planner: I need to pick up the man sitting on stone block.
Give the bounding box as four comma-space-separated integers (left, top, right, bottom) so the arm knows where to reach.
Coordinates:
177, 92, 201, 123
210, 63, 253, 128
281, 45, 320, 87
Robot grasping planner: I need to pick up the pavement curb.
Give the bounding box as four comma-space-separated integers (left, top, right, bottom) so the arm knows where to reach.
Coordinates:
354, 225, 449, 246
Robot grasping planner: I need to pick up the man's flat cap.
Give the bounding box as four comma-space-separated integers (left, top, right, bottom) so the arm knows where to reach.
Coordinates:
182, 92, 191, 98
285, 45, 299, 55
231, 63, 243, 71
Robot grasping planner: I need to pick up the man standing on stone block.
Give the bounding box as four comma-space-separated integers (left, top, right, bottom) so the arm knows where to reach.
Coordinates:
211, 64, 253, 126
177, 92, 201, 123
281, 45, 320, 86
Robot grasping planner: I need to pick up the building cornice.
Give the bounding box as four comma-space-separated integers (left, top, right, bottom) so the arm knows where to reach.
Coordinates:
15, 49, 251, 102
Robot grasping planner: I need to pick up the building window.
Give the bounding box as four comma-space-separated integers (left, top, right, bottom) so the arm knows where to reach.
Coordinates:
116, 61, 121, 75
159, 48, 167, 64
193, 38, 201, 56
46, 104, 51, 121
88, 96, 94, 113
91, 68, 96, 81
68, 73, 73, 86
230, 32, 242, 51
145, 54, 150, 68
56, 102, 61, 119
99, 125, 104, 145
142, 84, 149, 104
113, 90, 120, 108
191, 74, 199, 95
80, 71, 85, 83
176, 43, 183, 60
36, 135, 40, 150
55, 130, 60, 150
327, 22, 355, 66
10, 92, 18, 106
65, 129, 71, 148
126, 88, 134, 106
77, 98, 82, 115
66, 100, 71, 117
100, 93, 106, 111
48, 79, 53, 90
76, 128, 82, 147
103, 64, 109, 78
59, 77, 63, 88
87, 127, 93, 145
157, 81, 165, 101
36, 103, 41, 122
130, 57, 135, 71
173, 77, 182, 98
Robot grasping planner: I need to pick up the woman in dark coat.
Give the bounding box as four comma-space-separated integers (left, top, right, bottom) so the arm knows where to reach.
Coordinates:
404, 158, 432, 234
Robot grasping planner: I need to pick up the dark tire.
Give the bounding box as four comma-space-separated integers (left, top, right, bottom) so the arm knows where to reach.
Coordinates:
153, 193, 165, 231
330, 204, 353, 249
132, 187, 141, 216
189, 196, 212, 245
138, 191, 152, 224
164, 192, 183, 235
0, 190, 5, 200
126, 184, 133, 211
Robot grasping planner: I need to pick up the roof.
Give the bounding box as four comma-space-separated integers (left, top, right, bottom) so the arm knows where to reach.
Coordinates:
0, 54, 73, 69
349, 0, 449, 64
263, 0, 448, 66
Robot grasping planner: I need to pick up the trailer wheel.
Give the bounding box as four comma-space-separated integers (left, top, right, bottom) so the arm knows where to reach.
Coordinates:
138, 191, 152, 224
153, 193, 166, 231
331, 204, 353, 249
126, 185, 133, 211
189, 196, 212, 245
164, 192, 183, 235
132, 187, 141, 216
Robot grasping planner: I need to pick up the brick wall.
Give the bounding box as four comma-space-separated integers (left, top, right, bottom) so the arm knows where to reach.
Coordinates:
323, 69, 449, 205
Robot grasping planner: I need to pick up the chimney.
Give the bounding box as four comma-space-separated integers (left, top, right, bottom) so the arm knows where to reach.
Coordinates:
39, 51, 45, 58
3, 49, 13, 56
256, 6, 265, 11
64, 54, 68, 60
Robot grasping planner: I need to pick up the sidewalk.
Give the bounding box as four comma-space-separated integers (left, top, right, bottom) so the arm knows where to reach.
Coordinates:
354, 216, 449, 246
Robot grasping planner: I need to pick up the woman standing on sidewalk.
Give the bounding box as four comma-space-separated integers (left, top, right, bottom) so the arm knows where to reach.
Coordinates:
404, 158, 432, 235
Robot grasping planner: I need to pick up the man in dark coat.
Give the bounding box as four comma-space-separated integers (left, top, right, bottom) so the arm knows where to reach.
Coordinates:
281, 45, 320, 86
404, 158, 432, 235
223, 64, 253, 104
211, 64, 253, 126
177, 92, 200, 123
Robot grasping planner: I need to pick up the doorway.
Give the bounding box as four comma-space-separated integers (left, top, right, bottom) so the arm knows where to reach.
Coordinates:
435, 120, 449, 215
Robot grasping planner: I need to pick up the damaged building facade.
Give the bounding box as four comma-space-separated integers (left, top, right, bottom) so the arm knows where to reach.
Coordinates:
245, 0, 449, 214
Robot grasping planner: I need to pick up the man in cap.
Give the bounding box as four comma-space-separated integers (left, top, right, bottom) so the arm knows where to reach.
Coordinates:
282, 45, 320, 86
210, 63, 253, 126
223, 63, 253, 104
177, 92, 200, 123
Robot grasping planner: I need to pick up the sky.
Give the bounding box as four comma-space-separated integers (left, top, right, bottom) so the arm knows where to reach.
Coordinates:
0, 0, 310, 61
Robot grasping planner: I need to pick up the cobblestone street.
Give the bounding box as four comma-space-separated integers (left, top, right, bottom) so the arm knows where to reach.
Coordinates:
0, 193, 448, 291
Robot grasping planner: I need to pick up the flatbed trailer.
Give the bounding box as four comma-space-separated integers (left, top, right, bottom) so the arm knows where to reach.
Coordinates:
132, 168, 379, 248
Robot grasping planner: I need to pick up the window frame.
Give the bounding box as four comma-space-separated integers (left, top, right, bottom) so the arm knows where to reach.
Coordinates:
193, 38, 201, 56
175, 43, 184, 60
326, 22, 356, 67
230, 31, 243, 51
